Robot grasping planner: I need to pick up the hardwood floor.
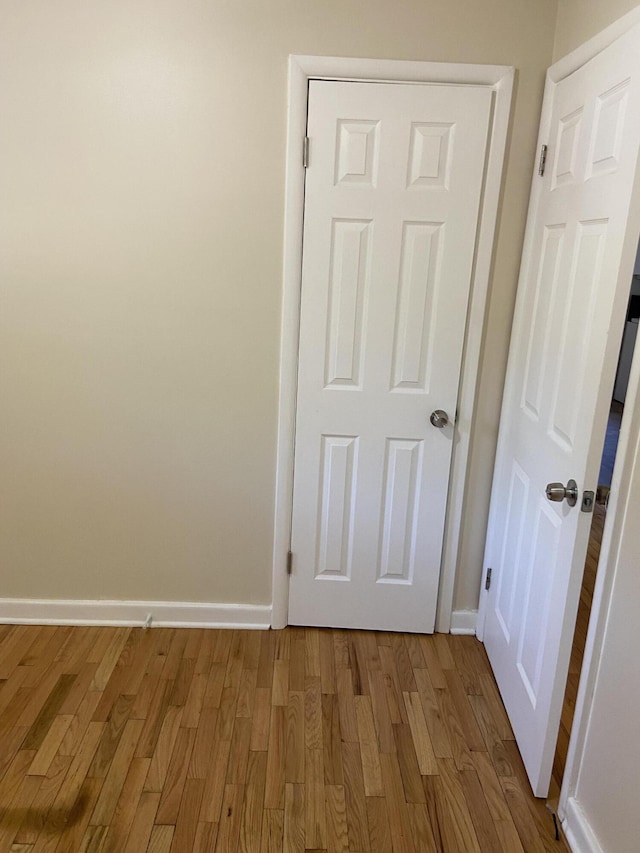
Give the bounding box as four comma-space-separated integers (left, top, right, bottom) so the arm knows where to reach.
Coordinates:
0, 625, 568, 852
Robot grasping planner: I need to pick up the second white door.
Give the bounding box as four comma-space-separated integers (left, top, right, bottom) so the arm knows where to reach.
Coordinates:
288, 80, 492, 632
482, 21, 640, 797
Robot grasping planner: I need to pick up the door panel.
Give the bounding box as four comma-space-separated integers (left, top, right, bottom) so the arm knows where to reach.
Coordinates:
483, 25, 640, 796
289, 80, 492, 632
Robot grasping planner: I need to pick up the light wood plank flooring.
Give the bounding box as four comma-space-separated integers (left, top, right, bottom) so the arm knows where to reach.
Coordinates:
0, 625, 568, 851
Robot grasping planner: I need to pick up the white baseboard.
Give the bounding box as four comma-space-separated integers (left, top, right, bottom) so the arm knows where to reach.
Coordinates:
562, 797, 603, 853
0, 598, 272, 630
450, 609, 478, 635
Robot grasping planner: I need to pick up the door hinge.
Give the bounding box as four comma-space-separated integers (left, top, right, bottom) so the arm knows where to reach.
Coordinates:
485, 567, 492, 591
286, 550, 293, 575
538, 144, 548, 177
303, 137, 309, 169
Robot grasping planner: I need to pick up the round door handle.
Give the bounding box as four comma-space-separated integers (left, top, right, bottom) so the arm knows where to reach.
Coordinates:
545, 479, 578, 507
430, 409, 449, 429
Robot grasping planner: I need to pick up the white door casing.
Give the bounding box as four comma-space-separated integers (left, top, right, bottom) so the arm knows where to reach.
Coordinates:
288, 80, 492, 632
481, 23, 640, 797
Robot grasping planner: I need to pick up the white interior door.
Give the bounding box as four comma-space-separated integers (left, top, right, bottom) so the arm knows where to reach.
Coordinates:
289, 80, 492, 632
482, 25, 640, 797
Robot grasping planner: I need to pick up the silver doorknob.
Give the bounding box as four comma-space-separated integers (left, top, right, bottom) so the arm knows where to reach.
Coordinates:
430, 409, 449, 428
545, 479, 578, 507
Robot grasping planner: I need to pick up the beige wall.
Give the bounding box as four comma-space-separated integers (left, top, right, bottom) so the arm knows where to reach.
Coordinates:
0, 1, 558, 607
554, 0, 640, 58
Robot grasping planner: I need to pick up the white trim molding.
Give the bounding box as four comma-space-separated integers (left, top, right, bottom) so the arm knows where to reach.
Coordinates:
562, 797, 604, 853
271, 54, 514, 631
0, 598, 272, 630
450, 610, 478, 635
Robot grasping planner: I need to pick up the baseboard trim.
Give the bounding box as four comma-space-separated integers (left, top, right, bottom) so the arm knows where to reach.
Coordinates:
562, 797, 603, 853
450, 609, 478, 635
0, 598, 272, 630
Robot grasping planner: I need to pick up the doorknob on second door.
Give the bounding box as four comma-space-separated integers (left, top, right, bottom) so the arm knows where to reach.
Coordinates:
545, 479, 578, 507
430, 409, 449, 428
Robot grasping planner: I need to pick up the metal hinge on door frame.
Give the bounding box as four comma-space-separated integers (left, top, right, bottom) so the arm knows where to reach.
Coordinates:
286, 550, 293, 575
538, 144, 548, 177
485, 567, 492, 591
303, 137, 309, 168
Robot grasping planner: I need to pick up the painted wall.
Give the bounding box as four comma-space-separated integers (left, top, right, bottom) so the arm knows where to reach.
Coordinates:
0, 1, 557, 607
554, 0, 640, 57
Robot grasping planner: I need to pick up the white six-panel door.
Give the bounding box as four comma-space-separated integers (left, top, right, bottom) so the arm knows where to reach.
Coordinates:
483, 24, 640, 796
288, 80, 492, 632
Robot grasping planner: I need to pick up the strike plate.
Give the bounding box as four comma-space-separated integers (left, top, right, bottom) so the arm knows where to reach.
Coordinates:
581, 490, 595, 513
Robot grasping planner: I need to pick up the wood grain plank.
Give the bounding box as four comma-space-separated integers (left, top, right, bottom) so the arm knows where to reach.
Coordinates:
155, 725, 196, 824
260, 810, 283, 853
250, 688, 272, 752
403, 692, 437, 775
305, 749, 326, 850
341, 742, 370, 852
285, 691, 305, 784
459, 768, 503, 853
272, 660, 289, 708
304, 678, 323, 752
264, 705, 286, 810
321, 694, 343, 786
354, 696, 383, 798
96, 757, 151, 853
319, 631, 336, 695
14, 755, 72, 845
236, 668, 258, 720
288, 630, 306, 693
171, 777, 205, 853
145, 705, 184, 791
226, 716, 252, 785
412, 669, 452, 759
193, 822, 219, 853
188, 706, 215, 781
325, 785, 348, 853
284, 783, 304, 853
366, 672, 395, 755
239, 750, 267, 853
148, 825, 174, 853
90, 629, 131, 692
27, 715, 73, 776
122, 791, 160, 853
335, 669, 358, 744
407, 804, 438, 853
365, 796, 391, 853
304, 631, 321, 679
22, 674, 77, 750
200, 739, 232, 824
215, 783, 244, 853
379, 752, 413, 853
89, 719, 144, 827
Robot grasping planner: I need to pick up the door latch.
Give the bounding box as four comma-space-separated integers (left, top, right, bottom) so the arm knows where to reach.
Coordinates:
581, 490, 595, 513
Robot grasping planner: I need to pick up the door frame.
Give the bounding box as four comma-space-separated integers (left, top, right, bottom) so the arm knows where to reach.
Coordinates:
476, 7, 640, 649
471, 2, 640, 830
544, 8, 640, 842
271, 54, 514, 630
